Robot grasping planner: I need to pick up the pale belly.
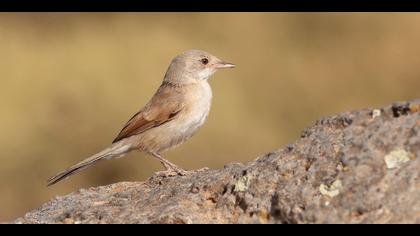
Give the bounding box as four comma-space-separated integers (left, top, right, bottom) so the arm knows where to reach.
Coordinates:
134, 82, 212, 153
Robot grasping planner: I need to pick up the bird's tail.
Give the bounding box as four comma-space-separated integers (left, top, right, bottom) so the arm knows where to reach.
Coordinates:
47, 142, 131, 186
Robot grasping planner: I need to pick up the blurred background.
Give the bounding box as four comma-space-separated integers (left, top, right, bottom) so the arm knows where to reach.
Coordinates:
0, 13, 419, 221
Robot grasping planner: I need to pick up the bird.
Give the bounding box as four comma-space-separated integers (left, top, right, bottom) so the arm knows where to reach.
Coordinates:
47, 49, 235, 186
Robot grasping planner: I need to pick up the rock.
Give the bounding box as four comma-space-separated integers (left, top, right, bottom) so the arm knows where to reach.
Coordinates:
11, 99, 420, 224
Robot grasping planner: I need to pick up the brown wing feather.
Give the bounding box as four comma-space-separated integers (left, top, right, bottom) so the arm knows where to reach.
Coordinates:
112, 85, 184, 143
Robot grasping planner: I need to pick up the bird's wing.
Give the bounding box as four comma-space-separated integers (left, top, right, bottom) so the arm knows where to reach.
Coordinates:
112, 85, 184, 143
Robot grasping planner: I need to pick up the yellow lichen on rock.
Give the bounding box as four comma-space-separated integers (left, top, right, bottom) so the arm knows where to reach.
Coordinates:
384, 149, 411, 169
372, 109, 382, 119
319, 180, 343, 197
234, 176, 251, 192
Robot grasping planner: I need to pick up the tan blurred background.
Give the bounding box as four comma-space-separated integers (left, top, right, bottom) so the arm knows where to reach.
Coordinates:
0, 13, 419, 221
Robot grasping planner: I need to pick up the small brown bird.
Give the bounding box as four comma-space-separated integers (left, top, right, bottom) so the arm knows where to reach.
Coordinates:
47, 49, 235, 186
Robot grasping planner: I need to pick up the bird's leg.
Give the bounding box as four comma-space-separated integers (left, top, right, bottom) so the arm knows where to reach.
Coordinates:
151, 152, 188, 176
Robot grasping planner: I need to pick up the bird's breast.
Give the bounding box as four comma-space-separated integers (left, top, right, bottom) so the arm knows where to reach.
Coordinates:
165, 82, 212, 146
137, 82, 213, 153
179, 81, 212, 132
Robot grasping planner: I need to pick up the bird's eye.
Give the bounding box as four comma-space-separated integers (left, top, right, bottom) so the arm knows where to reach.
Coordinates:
200, 58, 209, 65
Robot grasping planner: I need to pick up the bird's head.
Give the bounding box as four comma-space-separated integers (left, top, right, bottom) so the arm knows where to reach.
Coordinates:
164, 49, 235, 85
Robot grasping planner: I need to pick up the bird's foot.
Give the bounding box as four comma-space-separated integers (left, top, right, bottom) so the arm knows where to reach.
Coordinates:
154, 170, 184, 178
154, 166, 209, 178
155, 163, 189, 177
170, 166, 189, 176
150, 152, 190, 177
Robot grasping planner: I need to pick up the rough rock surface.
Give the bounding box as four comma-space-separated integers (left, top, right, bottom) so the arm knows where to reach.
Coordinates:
13, 99, 420, 224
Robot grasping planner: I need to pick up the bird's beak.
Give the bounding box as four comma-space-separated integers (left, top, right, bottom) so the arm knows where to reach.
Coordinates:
215, 61, 236, 69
